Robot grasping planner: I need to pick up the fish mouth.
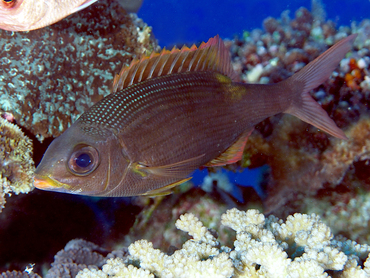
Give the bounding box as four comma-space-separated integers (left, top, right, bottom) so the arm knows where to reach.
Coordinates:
33, 175, 70, 191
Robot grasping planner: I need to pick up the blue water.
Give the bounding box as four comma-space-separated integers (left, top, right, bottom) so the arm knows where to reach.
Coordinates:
138, 0, 370, 47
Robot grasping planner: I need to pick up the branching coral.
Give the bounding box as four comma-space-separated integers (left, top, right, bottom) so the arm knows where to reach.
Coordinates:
0, 117, 34, 212
72, 208, 370, 278
77, 258, 154, 278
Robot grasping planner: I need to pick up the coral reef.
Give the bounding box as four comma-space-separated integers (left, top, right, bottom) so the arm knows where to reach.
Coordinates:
9, 208, 369, 277
296, 116, 370, 244
0, 0, 157, 141
76, 209, 370, 277
0, 116, 34, 212
123, 191, 234, 252
45, 239, 113, 278
0, 270, 41, 278
304, 189, 370, 245
243, 114, 370, 216
0, 0, 157, 212
1, 4, 370, 276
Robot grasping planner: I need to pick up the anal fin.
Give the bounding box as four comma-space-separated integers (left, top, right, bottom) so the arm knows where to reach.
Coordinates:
205, 129, 253, 167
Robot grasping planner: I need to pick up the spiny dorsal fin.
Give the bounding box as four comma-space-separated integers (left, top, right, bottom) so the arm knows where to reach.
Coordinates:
112, 35, 238, 93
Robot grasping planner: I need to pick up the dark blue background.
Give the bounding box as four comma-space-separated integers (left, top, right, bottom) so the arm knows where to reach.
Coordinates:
138, 0, 369, 47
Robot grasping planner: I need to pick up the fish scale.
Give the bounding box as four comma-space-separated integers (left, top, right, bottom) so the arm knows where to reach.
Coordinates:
34, 34, 356, 197
90, 73, 246, 165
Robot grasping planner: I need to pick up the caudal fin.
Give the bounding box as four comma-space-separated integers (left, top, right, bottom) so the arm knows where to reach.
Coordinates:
283, 34, 357, 140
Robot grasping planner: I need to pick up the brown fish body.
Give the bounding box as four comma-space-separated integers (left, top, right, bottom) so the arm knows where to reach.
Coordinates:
34, 34, 357, 197
83, 73, 265, 165
78, 73, 279, 196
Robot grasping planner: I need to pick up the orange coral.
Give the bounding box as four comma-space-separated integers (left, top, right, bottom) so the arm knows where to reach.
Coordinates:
344, 59, 364, 90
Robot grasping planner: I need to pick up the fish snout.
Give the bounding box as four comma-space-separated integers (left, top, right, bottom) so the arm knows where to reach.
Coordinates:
33, 175, 69, 191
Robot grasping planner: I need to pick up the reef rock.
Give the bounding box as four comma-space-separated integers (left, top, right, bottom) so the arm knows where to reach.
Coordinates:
0, 117, 34, 212
0, 0, 157, 141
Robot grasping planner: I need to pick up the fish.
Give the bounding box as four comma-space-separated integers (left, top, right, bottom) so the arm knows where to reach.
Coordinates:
0, 0, 98, 31
34, 34, 357, 197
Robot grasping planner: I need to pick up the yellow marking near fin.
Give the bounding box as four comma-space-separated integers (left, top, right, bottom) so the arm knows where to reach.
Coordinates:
141, 177, 192, 197
227, 84, 247, 101
132, 163, 148, 177
215, 73, 232, 84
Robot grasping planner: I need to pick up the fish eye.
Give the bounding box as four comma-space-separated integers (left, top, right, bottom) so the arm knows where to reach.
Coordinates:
68, 145, 99, 176
2, 0, 16, 8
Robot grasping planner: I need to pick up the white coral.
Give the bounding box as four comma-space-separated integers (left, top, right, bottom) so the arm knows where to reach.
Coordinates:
287, 260, 327, 278
175, 213, 218, 246
77, 268, 108, 278
242, 242, 291, 277
296, 247, 347, 271
76, 258, 154, 278
103, 258, 154, 278
221, 208, 265, 233
272, 213, 333, 251
77, 209, 370, 278
128, 239, 233, 278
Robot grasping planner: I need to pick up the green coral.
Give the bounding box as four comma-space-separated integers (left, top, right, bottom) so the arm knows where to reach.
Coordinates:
0, 117, 34, 212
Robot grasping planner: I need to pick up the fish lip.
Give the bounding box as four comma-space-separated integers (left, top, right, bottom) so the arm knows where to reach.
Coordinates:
33, 175, 70, 191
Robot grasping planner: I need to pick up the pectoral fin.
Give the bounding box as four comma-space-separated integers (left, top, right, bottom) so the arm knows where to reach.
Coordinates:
141, 177, 192, 197
135, 154, 205, 178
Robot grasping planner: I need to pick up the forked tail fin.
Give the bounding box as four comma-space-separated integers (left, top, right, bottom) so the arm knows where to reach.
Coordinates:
283, 34, 357, 140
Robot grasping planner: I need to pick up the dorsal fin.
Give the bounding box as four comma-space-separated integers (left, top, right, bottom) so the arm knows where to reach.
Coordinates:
112, 35, 239, 93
